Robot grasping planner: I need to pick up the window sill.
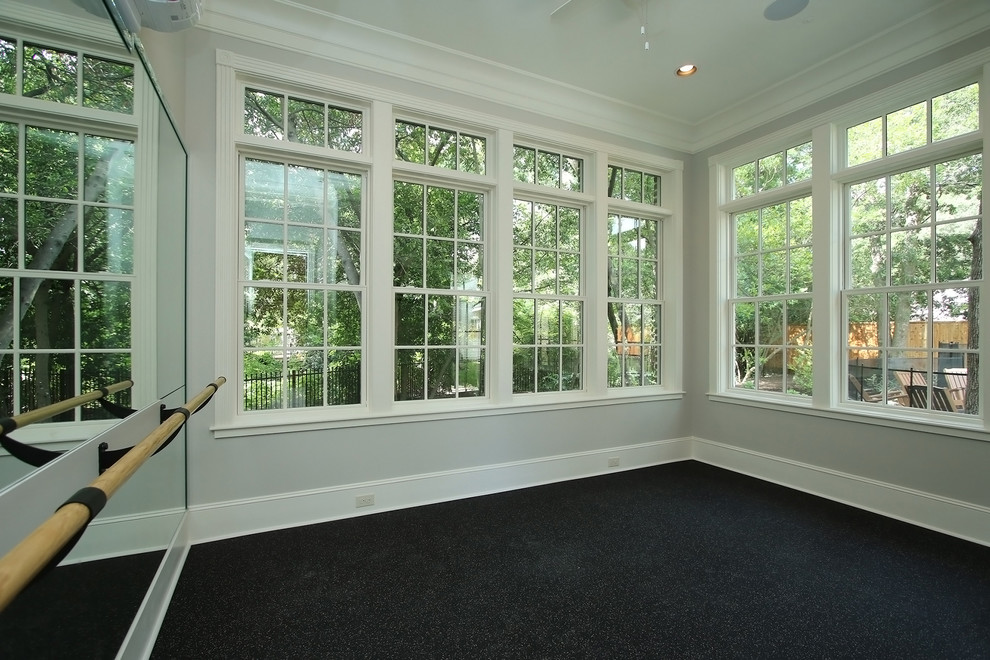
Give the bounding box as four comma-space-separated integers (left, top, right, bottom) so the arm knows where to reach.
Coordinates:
212, 389, 685, 439
706, 391, 989, 442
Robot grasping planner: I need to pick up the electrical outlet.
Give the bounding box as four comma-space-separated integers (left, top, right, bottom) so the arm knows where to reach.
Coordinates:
355, 494, 375, 508
608, 457, 620, 468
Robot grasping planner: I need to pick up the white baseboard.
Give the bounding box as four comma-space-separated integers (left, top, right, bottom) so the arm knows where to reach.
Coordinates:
64, 509, 187, 564
116, 514, 191, 660
691, 437, 990, 547
187, 437, 693, 544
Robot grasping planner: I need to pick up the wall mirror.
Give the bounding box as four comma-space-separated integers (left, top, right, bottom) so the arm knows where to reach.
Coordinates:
0, 0, 187, 656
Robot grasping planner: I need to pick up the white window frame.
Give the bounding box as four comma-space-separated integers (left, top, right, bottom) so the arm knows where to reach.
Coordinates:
213, 51, 684, 437
710, 55, 990, 439
0, 15, 158, 445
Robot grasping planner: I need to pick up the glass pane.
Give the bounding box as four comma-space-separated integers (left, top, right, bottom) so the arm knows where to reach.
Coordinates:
734, 302, 756, 344
561, 300, 582, 343
537, 346, 561, 392
0, 37, 15, 95
786, 142, 812, 184
757, 348, 784, 393
935, 154, 982, 222
244, 221, 283, 280
395, 349, 424, 400
789, 196, 812, 245
243, 286, 283, 348
243, 351, 283, 410
395, 121, 425, 164
562, 156, 582, 192
887, 290, 929, 349
394, 180, 424, 234
561, 347, 581, 391
619, 257, 638, 299
285, 350, 324, 408
733, 161, 755, 198
512, 346, 535, 393
890, 167, 931, 229
850, 235, 887, 288
330, 172, 361, 228
559, 252, 579, 296
558, 207, 580, 252
536, 299, 560, 344
286, 289, 325, 347
458, 347, 484, 397
932, 83, 979, 142
513, 298, 536, 345
286, 225, 322, 283
328, 228, 359, 285
537, 151, 560, 187
847, 117, 882, 166
890, 228, 930, 287
623, 169, 642, 202
513, 248, 532, 292
935, 220, 976, 283
607, 166, 622, 198
849, 178, 886, 235
786, 299, 812, 343
23, 44, 77, 104
458, 134, 485, 175
758, 152, 784, 192
534, 250, 556, 294
20, 353, 75, 417
426, 239, 454, 289
244, 159, 285, 221
513, 146, 535, 184
733, 346, 756, 388
785, 347, 812, 396
25, 201, 77, 270
847, 293, 881, 347
328, 290, 361, 346
426, 186, 455, 237
761, 204, 786, 250
457, 191, 483, 241
427, 294, 454, 345
80, 352, 130, 419
287, 97, 324, 146
394, 236, 423, 287
285, 165, 323, 224
0, 198, 16, 268
886, 101, 927, 155
533, 203, 556, 249
395, 293, 426, 345
643, 174, 659, 206
84, 207, 133, 274
735, 211, 758, 254
85, 135, 134, 205
513, 199, 533, 246
762, 250, 786, 296
327, 349, 361, 405
328, 106, 362, 153
758, 300, 784, 345
789, 246, 812, 293
427, 348, 455, 398
429, 128, 457, 170
244, 89, 283, 139
456, 242, 483, 289
0, 121, 16, 194
78, 279, 130, 349
82, 56, 133, 113
735, 254, 759, 297
26, 127, 78, 199
20, 278, 74, 349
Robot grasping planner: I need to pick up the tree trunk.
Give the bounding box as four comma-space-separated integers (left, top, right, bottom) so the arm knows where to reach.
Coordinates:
965, 202, 982, 414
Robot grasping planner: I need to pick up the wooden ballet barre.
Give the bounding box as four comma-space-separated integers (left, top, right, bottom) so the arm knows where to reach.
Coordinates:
0, 377, 225, 613
0, 379, 134, 432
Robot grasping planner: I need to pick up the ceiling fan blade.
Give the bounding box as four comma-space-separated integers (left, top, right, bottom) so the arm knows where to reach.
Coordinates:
551, 0, 575, 17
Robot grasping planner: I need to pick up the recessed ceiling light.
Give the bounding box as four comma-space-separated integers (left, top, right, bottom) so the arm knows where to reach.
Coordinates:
675, 64, 697, 77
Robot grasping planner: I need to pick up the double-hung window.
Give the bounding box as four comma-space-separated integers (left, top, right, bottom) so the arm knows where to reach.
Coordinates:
842, 83, 982, 415
239, 87, 366, 411
0, 32, 138, 423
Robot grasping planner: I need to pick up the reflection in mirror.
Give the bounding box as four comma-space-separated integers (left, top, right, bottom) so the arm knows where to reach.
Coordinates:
0, 0, 187, 656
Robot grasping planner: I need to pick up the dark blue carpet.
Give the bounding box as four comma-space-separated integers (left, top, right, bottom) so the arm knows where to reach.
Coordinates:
152, 461, 990, 659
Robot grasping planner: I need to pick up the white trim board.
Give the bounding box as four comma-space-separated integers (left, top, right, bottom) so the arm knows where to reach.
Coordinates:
691, 437, 990, 548
186, 438, 693, 544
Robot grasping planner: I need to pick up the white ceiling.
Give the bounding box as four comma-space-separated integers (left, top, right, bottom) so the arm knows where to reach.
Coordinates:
205, 0, 990, 152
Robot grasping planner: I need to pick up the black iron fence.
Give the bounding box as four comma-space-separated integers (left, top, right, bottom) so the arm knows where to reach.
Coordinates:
1, 366, 132, 420
243, 364, 360, 410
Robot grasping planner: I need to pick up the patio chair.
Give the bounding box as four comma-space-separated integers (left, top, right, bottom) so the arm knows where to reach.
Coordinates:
905, 384, 956, 412
894, 369, 927, 388
943, 368, 967, 411
848, 374, 883, 402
